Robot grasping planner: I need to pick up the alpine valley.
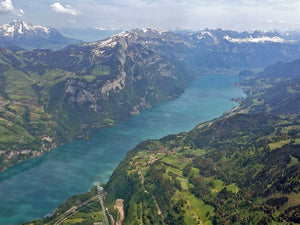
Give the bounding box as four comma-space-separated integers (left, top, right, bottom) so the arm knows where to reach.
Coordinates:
0, 24, 300, 225
27, 40, 300, 225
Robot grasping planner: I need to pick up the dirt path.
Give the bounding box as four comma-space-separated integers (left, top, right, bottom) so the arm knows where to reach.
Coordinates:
114, 199, 125, 225
138, 168, 165, 224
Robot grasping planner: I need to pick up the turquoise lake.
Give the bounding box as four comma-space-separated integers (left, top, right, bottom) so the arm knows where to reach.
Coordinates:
0, 75, 245, 224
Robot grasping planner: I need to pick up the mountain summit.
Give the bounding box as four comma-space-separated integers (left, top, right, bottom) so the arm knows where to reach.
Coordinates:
0, 20, 52, 38
0, 21, 81, 50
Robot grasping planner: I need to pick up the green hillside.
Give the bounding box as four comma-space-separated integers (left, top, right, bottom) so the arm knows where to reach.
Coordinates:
0, 37, 191, 172
27, 52, 300, 224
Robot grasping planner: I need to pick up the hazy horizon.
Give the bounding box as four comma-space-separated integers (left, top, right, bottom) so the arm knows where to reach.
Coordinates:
0, 0, 300, 32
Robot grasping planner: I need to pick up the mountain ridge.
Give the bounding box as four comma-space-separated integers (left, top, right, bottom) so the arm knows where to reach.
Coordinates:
0, 21, 81, 50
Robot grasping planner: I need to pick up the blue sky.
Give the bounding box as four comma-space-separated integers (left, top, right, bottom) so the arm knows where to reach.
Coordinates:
0, 0, 300, 31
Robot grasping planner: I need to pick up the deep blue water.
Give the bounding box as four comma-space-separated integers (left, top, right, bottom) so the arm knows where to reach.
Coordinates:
0, 75, 245, 225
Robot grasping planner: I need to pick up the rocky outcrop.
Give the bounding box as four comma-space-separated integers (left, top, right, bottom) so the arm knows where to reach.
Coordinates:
101, 71, 126, 97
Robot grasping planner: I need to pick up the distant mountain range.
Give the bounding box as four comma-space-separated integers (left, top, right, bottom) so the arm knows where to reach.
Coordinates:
0, 21, 81, 50
24, 27, 300, 70
57, 27, 123, 42
1, 21, 299, 52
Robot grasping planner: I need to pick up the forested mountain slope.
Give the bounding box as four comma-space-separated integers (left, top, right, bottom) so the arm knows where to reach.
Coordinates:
28, 58, 300, 225
0, 30, 192, 172
2, 28, 300, 172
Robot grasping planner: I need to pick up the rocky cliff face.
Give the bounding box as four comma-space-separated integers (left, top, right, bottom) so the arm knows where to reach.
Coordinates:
45, 35, 191, 141
0, 29, 192, 172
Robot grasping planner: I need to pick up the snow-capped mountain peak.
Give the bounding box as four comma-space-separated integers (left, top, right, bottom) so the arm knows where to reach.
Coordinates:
187, 29, 296, 45
0, 21, 51, 38
0, 21, 81, 50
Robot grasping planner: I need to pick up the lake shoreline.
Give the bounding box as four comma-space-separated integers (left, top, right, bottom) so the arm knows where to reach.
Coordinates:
0, 74, 245, 225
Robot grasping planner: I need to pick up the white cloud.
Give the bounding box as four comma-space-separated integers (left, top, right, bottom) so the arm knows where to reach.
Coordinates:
0, 0, 14, 14
50, 2, 81, 16
67, 19, 76, 24
15, 8, 24, 16
0, 0, 15, 13
99, 0, 300, 9
0, 0, 24, 16
4, 0, 300, 31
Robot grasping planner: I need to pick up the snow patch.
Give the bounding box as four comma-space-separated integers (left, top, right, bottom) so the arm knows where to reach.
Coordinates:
142, 28, 149, 33
202, 31, 213, 37
6, 25, 15, 33
23, 22, 31, 31
98, 38, 117, 48
33, 25, 50, 33
92, 37, 118, 58
223, 35, 292, 44
197, 31, 214, 39
141, 28, 164, 35
0, 21, 51, 36
117, 31, 133, 38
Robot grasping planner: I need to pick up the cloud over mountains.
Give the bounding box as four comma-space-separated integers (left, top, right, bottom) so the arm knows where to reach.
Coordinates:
50, 2, 81, 16
1, 0, 300, 31
0, 0, 23, 16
